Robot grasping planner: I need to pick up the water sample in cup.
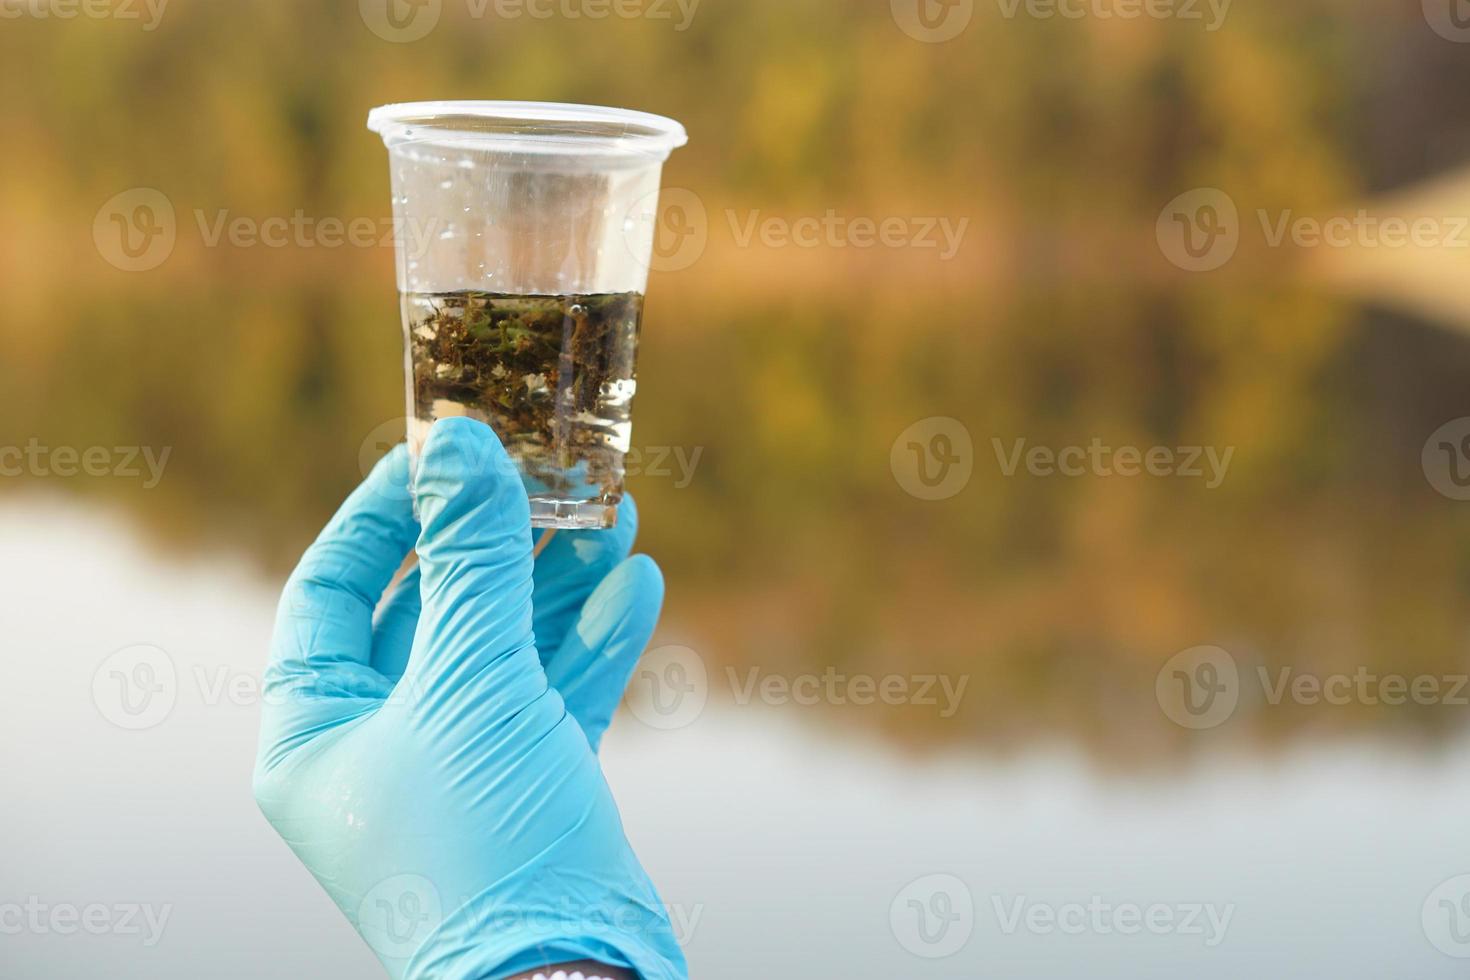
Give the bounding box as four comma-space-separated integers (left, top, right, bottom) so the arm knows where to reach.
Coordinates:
368, 101, 688, 529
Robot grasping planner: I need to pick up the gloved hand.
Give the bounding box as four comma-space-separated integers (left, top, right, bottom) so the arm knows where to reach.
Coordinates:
253, 417, 687, 980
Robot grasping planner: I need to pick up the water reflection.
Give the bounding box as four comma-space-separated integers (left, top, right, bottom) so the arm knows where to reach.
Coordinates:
5, 287, 1470, 753
3, 502, 1466, 977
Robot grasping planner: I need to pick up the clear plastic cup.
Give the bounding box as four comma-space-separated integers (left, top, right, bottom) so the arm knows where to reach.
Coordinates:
367, 101, 688, 529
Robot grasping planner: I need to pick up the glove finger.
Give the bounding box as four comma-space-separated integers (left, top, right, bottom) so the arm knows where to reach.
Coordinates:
266, 444, 417, 697
258, 446, 416, 768
370, 564, 421, 682
545, 554, 665, 751
407, 418, 544, 712
532, 494, 639, 663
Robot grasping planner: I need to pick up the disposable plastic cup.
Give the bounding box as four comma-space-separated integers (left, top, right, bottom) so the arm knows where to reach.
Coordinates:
368, 100, 688, 529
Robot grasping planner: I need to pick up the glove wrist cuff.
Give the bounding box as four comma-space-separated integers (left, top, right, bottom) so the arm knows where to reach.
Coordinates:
503, 962, 635, 980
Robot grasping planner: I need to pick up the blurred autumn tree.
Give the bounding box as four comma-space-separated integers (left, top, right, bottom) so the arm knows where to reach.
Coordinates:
2, 0, 1469, 754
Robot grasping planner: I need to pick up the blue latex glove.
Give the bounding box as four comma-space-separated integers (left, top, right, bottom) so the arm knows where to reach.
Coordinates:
253, 418, 687, 980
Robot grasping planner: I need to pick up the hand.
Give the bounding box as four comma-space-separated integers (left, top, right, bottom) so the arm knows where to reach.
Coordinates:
253, 418, 687, 980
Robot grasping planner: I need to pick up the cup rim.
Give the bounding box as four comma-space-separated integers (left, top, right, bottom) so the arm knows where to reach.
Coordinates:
367, 100, 688, 158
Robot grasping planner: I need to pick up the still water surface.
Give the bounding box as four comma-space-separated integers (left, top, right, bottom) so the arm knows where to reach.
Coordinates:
3, 500, 1465, 978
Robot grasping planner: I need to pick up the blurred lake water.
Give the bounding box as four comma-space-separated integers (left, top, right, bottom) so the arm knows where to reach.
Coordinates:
3, 500, 1467, 978
8, 285, 1470, 757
